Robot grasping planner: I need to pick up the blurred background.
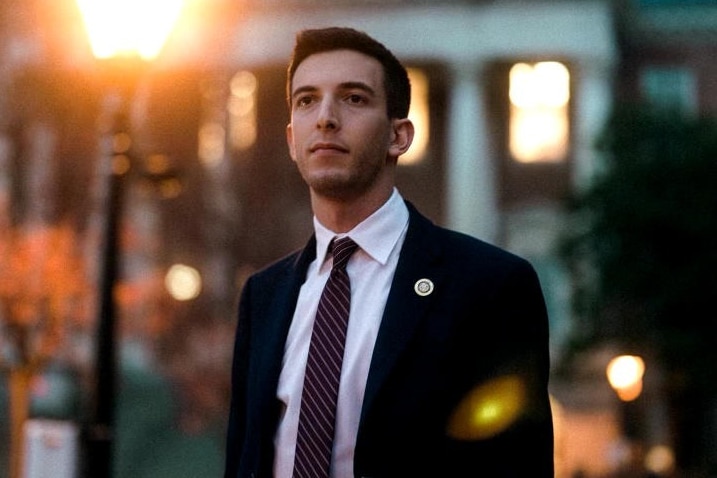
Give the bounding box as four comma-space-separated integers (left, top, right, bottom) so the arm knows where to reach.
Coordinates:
1, 0, 716, 477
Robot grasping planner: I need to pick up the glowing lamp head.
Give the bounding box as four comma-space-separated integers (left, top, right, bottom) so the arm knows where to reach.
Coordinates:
76, 0, 185, 61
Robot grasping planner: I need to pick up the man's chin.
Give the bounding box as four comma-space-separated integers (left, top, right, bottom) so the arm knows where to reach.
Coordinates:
309, 178, 363, 202
307, 173, 350, 193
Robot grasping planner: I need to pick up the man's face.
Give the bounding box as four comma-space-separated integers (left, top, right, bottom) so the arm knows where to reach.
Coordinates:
287, 49, 395, 202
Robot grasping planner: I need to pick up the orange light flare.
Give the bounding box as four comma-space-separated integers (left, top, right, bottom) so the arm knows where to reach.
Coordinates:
76, 0, 186, 61
447, 375, 527, 440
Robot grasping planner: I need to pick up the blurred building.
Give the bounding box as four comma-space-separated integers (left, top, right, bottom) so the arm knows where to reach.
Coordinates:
617, 0, 717, 115
1, 0, 717, 477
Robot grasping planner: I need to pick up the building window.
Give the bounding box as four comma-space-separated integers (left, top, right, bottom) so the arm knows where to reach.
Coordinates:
228, 70, 258, 151
640, 66, 697, 114
402, 67, 430, 165
396, 63, 447, 223
486, 60, 573, 207
508, 61, 570, 163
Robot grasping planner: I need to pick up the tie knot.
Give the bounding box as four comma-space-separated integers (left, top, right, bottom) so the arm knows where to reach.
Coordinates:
330, 237, 358, 270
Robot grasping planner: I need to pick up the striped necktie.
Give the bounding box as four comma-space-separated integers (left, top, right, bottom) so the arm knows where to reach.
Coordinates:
293, 236, 359, 478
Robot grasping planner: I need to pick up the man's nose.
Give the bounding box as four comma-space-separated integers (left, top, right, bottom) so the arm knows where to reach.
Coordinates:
316, 99, 339, 130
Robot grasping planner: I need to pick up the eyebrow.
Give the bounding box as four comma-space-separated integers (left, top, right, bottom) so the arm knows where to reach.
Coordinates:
291, 81, 377, 100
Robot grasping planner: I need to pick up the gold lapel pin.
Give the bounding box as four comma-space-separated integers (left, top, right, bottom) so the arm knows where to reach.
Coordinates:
414, 278, 434, 297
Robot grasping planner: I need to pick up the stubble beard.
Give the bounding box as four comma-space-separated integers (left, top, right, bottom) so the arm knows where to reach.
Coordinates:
303, 154, 387, 203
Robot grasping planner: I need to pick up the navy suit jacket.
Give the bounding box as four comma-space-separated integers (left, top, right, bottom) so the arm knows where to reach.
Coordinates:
225, 202, 554, 477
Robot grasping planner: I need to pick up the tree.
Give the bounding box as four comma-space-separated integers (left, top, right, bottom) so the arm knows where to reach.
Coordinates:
560, 103, 717, 475
0, 221, 94, 478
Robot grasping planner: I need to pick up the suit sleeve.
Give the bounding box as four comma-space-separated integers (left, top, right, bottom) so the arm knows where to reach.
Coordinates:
449, 259, 554, 476
224, 278, 253, 478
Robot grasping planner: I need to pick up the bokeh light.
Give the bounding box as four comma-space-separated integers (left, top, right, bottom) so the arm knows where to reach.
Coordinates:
606, 355, 645, 402
447, 375, 526, 440
645, 444, 675, 475
165, 264, 201, 301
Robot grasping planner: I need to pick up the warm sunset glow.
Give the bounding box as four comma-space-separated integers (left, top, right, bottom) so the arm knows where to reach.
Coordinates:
76, 0, 185, 60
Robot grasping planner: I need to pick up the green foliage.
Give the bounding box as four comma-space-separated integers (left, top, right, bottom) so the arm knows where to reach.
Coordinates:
560, 103, 717, 388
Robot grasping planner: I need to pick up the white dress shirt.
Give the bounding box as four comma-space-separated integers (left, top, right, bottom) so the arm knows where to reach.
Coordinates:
273, 189, 409, 478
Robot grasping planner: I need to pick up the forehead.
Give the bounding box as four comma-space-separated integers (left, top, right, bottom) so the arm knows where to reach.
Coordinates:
291, 49, 385, 93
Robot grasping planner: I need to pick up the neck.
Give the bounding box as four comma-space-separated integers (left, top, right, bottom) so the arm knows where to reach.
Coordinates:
312, 186, 393, 233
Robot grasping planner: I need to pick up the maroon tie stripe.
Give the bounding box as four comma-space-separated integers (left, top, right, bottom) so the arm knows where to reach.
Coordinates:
293, 237, 358, 478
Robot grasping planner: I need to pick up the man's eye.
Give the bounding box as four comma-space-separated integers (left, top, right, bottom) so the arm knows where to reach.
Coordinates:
346, 94, 366, 105
295, 96, 314, 107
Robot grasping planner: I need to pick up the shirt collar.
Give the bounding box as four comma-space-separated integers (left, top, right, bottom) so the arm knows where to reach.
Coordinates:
314, 188, 409, 266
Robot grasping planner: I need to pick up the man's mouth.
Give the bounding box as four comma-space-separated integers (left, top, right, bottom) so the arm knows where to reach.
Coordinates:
310, 142, 348, 153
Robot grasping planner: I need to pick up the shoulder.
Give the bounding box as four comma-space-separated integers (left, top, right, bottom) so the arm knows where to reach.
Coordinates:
435, 226, 537, 290
405, 201, 532, 274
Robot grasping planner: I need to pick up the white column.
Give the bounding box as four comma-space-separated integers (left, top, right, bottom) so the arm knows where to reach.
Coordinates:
572, 58, 614, 191
446, 62, 498, 243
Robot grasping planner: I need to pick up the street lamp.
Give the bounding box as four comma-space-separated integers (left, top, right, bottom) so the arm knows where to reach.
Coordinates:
76, 0, 184, 61
76, 2, 184, 476
606, 354, 645, 402
606, 353, 646, 459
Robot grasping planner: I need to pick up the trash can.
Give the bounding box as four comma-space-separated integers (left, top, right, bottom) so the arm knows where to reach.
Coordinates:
22, 419, 78, 478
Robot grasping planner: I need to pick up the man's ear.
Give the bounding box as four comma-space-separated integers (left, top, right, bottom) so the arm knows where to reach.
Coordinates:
286, 123, 297, 162
388, 118, 415, 158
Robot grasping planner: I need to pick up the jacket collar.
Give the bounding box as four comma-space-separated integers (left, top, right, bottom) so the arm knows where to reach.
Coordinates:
360, 201, 444, 420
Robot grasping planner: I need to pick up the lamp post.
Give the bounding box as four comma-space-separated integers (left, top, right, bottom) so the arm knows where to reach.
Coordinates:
607, 354, 646, 473
75, 2, 183, 476
607, 354, 645, 440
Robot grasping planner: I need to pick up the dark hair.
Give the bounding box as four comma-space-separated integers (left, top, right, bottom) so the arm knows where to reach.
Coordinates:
287, 27, 411, 119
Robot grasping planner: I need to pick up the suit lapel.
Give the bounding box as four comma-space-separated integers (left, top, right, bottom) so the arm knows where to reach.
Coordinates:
251, 237, 316, 416
360, 204, 444, 420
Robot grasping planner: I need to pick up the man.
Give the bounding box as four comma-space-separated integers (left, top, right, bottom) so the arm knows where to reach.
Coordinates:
225, 27, 554, 477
